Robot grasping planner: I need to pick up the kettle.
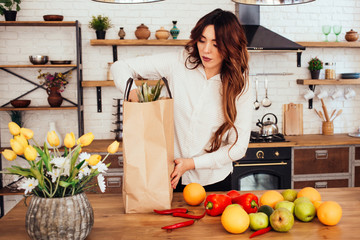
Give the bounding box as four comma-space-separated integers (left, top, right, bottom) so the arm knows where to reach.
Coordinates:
256, 113, 279, 136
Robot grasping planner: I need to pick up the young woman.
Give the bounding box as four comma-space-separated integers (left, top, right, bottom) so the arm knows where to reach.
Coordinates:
111, 8, 252, 191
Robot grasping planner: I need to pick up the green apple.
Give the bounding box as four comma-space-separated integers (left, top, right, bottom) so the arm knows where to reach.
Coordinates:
275, 201, 295, 214
294, 201, 316, 222
249, 212, 269, 231
294, 196, 311, 205
270, 208, 294, 232
258, 205, 274, 218
281, 189, 298, 202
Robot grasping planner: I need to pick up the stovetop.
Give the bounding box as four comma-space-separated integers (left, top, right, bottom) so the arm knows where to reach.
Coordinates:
249, 131, 288, 143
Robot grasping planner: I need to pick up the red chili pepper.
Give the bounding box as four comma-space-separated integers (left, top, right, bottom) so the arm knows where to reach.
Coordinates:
232, 193, 259, 214
161, 220, 195, 230
249, 226, 271, 238
204, 194, 232, 216
226, 190, 242, 202
153, 208, 188, 215
172, 210, 206, 219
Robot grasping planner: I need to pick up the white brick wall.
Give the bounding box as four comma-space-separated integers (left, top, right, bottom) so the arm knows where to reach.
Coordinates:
1, 0, 360, 145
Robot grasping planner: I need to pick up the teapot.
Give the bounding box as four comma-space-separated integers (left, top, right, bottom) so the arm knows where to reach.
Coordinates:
256, 113, 279, 136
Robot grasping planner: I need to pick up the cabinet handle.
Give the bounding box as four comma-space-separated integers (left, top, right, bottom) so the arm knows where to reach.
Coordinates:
234, 161, 287, 167
315, 181, 328, 188
107, 177, 121, 187
315, 150, 328, 160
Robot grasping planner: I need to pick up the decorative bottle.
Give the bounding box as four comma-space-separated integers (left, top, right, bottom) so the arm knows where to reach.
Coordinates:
118, 27, 126, 40
170, 21, 180, 39
45, 121, 63, 149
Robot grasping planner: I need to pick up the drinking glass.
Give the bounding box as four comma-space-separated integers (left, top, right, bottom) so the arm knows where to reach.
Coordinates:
333, 25, 342, 42
322, 25, 331, 42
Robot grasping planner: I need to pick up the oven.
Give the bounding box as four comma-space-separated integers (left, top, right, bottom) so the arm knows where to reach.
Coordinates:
231, 132, 292, 191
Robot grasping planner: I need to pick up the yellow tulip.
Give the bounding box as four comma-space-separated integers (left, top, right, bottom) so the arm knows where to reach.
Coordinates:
14, 134, 28, 148
107, 141, 120, 154
64, 132, 76, 148
87, 154, 101, 166
10, 138, 25, 155
47, 131, 60, 147
20, 128, 34, 140
2, 149, 17, 161
77, 132, 95, 147
8, 122, 20, 136
24, 145, 37, 161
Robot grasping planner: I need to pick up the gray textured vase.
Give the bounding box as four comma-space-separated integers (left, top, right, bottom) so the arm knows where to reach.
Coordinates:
25, 192, 94, 240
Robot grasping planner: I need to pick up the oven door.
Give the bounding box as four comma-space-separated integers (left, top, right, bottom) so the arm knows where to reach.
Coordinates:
232, 159, 291, 191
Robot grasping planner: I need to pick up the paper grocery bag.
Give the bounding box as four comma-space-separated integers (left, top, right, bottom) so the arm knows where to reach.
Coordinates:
122, 77, 174, 213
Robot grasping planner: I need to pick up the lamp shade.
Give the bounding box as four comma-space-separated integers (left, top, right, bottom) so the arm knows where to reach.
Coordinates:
92, 0, 164, 3
231, 0, 315, 5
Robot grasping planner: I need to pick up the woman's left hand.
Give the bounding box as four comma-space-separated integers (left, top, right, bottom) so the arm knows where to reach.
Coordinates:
170, 158, 195, 189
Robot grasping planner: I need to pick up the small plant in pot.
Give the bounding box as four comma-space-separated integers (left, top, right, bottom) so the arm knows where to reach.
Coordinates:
308, 57, 323, 79
88, 15, 113, 39
0, 0, 21, 21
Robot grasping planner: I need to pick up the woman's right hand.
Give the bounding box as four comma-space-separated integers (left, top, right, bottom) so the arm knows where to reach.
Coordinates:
128, 89, 139, 102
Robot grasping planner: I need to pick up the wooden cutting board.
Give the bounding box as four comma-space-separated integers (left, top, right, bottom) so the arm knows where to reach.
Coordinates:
283, 103, 303, 136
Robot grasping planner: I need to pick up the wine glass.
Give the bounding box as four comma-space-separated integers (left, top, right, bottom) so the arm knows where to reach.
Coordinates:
322, 25, 331, 42
333, 25, 342, 42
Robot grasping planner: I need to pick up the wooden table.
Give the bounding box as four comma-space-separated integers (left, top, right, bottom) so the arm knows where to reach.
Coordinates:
0, 188, 359, 239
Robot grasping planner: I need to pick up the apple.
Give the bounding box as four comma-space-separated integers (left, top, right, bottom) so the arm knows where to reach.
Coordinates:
294, 196, 311, 205
275, 201, 295, 214
270, 208, 294, 232
258, 205, 274, 218
249, 212, 269, 231
282, 189, 298, 202
294, 201, 316, 222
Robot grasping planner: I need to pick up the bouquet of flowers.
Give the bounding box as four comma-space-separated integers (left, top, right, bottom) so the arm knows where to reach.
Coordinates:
1, 122, 120, 198
38, 70, 70, 92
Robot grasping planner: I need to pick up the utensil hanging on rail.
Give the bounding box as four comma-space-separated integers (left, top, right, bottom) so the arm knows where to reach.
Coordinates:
254, 78, 260, 110
262, 77, 272, 107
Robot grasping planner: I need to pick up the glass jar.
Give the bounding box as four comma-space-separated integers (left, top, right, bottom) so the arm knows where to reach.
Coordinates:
324, 62, 336, 79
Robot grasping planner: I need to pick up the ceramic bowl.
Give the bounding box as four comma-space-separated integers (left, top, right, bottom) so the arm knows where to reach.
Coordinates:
43, 15, 64, 21
10, 100, 31, 108
29, 55, 49, 65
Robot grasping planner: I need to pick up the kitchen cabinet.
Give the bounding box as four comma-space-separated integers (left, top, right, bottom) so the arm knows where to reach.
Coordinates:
355, 147, 360, 187
0, 20, 84, 218
292, 146, 351, 188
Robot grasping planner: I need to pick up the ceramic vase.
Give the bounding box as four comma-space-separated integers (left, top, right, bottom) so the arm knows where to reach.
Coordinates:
47, 87, 63, 107
46, 121, 63, 149
155, 27, 170, 40
118, 27, 126, 39
25, 193, 94, 240
170, 21, 180, 39
135, 24, 150, 40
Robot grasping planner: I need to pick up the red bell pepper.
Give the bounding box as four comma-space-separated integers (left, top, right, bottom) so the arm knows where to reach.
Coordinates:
226, 190, 241, 202
204, 194, 232, 216
232, 193, 259, 214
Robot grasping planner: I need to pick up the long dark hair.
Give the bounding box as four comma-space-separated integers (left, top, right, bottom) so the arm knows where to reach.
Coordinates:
185, 8, 249, 153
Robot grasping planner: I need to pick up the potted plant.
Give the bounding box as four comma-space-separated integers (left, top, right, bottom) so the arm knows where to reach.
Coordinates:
38, 70, 71, 107
88, 15, 113, 39
0, 0, 21, 21
308, 57, 323, 79
1, 122, 120, 239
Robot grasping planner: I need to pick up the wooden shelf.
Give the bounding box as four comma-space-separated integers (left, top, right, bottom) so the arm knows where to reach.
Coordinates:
296, 41, 360, 48
90, 39, 190, 46
0, 21, 77, 27
0, 106, 78, 111
82, 79, 161, 87
0, 64, 77, 68
297, 79, 360, 85
0, 187, 24, 196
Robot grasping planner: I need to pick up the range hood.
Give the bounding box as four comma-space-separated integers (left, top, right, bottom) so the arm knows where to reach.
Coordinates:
236, 4, 305, 52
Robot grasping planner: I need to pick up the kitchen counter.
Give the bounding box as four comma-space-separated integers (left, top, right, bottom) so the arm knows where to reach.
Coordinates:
0, 188, 359, 239
84, 134, 360, 152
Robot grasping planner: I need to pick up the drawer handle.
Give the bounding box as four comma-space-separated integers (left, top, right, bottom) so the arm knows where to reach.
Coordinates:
315, 181, 328, 188
107, 177, 121, 187
315, 150, 328, 160
234, 161, 287, 167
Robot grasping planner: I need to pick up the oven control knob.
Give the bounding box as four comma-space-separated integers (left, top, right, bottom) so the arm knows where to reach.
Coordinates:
275, 151, 280, 157
256, 150, 264, 159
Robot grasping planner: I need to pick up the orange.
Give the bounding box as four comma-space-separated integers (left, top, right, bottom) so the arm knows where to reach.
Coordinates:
183, 183, 206, 206
317, 201, 342, 226
221, 204, 250, 234
297, 187, 321, 203
260, 190, 284, 208
313, 200, 323, 211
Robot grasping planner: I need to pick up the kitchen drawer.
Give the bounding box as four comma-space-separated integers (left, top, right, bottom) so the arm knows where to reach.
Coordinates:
99, 153, 123, 169
87, 168, 123, 194
294, 179, 349, 189
294, 147, 349, 175
356, 166, 360, 187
